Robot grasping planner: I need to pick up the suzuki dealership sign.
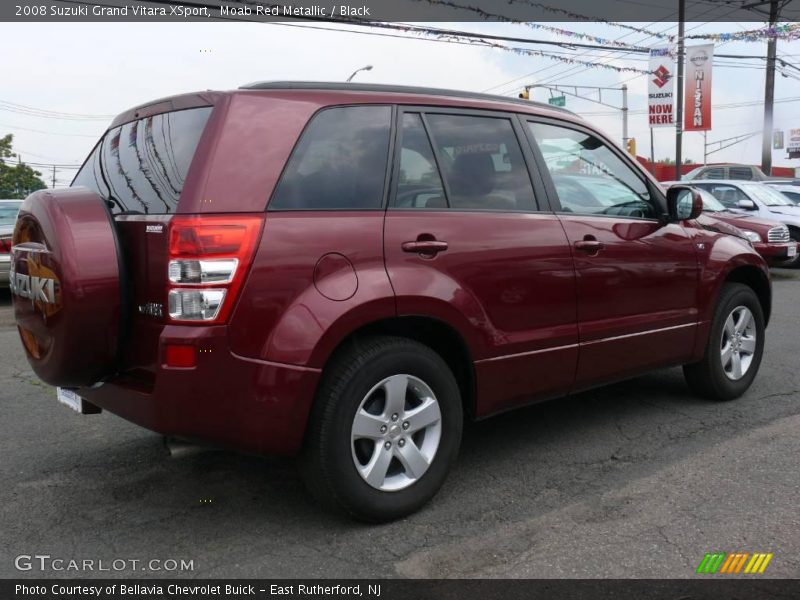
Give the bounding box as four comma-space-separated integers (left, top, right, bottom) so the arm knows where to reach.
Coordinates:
648, 46, 675, 127
684, 44, 714, 132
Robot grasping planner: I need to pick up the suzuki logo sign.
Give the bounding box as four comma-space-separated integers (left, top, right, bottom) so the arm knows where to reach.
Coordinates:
9, 266, 56, 305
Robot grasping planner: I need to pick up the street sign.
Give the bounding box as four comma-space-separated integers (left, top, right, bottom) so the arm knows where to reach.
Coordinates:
548, 96, 566, 107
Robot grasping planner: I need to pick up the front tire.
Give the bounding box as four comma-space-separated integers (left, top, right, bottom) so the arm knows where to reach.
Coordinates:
683, 283, 765, 401
301, 336, 463, 522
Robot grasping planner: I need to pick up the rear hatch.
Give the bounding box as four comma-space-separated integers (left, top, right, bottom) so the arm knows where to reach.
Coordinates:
71, 103, 215, 382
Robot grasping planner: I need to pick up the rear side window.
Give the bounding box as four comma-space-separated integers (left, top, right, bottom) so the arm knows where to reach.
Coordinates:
396, 113, 447, 209
72, 107, 212, 214
423, 114, 536, 211
269, 106, 392, 210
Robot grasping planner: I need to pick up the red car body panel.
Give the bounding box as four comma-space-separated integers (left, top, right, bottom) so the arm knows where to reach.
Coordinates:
384, 210, 578, 416
13, 87, 771, 456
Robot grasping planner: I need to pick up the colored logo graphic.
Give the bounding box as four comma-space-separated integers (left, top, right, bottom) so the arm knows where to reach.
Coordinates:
652, 65, 672, 88
696, 552, 773, 575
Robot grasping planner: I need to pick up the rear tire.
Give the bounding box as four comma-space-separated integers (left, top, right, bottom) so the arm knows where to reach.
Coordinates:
683, 283, 765, 401
301, 336, 462, 522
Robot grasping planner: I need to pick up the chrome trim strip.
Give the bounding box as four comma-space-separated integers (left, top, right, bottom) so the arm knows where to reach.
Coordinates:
475, 343, 579, 364
581, 322, 697, 346
475, 322, 697, 363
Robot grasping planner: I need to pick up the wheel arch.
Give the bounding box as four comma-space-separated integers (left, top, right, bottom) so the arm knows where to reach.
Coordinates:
723, 264, 771, 326
318, 316, 477, 420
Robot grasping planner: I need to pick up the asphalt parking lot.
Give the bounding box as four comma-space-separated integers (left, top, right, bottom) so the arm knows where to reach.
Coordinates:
1, 271, 799, 580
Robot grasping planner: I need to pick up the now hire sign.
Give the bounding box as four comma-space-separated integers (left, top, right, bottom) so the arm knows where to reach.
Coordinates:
684, 44, 714, 131
648, 46, 675, 128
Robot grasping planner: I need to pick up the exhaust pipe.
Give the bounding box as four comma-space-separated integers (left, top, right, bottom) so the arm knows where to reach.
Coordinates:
163, 436, 212, 459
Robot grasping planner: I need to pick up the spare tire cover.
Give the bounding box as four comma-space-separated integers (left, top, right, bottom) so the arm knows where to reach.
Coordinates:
11, 188, 123, 387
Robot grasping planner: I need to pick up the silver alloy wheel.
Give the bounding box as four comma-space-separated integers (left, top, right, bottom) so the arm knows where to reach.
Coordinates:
720, 305, 757, 380
350, 374, 442, 492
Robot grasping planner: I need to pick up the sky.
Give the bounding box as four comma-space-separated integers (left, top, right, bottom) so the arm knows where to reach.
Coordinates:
1, 19, 799, 187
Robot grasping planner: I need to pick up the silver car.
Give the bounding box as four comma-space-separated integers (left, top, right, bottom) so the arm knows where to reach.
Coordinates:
0, 200, 22, 288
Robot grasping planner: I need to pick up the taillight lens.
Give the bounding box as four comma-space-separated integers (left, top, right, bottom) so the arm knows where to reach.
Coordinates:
0, 237, 11, 254
166, 215, 263, 323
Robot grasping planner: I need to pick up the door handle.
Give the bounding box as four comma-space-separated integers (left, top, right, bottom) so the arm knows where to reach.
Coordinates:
402, 240, 449, 255
574, 239, 605, 253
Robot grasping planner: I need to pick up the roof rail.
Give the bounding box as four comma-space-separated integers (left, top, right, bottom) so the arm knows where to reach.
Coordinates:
238, 81, 574, 114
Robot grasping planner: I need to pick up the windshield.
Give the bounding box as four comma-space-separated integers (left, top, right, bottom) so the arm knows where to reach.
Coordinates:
0, 201, 22, 226
743, 183, 796, 207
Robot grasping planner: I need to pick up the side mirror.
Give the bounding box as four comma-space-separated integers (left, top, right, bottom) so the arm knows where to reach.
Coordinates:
666, 185, 703, 221
737, 198, 757, 210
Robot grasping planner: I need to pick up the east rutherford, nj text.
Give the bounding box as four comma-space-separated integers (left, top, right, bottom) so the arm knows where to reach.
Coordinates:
220, 4, 371, 17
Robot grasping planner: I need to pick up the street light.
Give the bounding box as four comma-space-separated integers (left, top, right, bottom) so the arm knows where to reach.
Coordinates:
346, 65, 373, 82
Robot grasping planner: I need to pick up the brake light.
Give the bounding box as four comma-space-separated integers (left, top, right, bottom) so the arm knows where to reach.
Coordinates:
0, 237, 11, 254
166, 215, 264, 323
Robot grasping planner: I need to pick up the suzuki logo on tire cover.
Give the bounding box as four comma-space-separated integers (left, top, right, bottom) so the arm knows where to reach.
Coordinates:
9, 266, 56, 304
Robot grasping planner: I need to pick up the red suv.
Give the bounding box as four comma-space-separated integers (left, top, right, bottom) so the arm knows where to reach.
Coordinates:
10, 83, 771, 521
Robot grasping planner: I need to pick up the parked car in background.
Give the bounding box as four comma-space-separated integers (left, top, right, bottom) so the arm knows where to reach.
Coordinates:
663, 183, 797, 266
688, 180, 800, 268
0, 199, 23, 287
682, 164, 772, 182
10, 83, 772, 521
763, 181, 800, 205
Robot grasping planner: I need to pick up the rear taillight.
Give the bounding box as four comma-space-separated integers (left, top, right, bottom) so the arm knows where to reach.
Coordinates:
166, 215, 263, 323
0, 237, 11, 254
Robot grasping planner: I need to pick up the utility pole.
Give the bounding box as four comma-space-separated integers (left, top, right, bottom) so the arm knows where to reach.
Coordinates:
675, 0, 685, 181
52, 165, 56, 189
622, 84, 629, 149
761, 0, 779, 175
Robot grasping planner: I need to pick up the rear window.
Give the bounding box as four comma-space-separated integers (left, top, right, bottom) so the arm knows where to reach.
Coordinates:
72, 107, 212, 214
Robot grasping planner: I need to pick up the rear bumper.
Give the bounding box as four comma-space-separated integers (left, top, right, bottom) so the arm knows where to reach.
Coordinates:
79, 325, 321, 456
753, 242, 797, 266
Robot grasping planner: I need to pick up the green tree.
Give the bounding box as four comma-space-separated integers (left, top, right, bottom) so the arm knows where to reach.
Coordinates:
0, 134, 47, 198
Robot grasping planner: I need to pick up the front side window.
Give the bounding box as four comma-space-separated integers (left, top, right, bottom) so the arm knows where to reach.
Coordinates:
693, 184, 748, 208
269, 106, 391, 210
423, 114, 536, 211
73, 107, 212, 214
527, 122, 656, 219
701, 167, 725, 179
729, 167, 753, 180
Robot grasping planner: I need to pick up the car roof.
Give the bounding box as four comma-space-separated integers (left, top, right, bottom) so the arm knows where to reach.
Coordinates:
110, 82, 583, 131
239, 81, 575, 115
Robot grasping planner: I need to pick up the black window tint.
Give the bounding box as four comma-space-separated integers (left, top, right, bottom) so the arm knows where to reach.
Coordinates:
395, 113, 447, 209
424, 114, 536, 211
702, 167, 725, 179
270, 106, 391, 210
729, 166, 753, 180
86, 107, 212, 214
528, 122, 656, 219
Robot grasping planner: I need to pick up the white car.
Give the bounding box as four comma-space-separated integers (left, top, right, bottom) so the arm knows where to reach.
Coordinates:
687, 180, 800, 267
763, 181, 800, 205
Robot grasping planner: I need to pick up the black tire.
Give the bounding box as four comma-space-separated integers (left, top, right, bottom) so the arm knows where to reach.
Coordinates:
300, 336, 463, 522
683, 283, 765, 401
